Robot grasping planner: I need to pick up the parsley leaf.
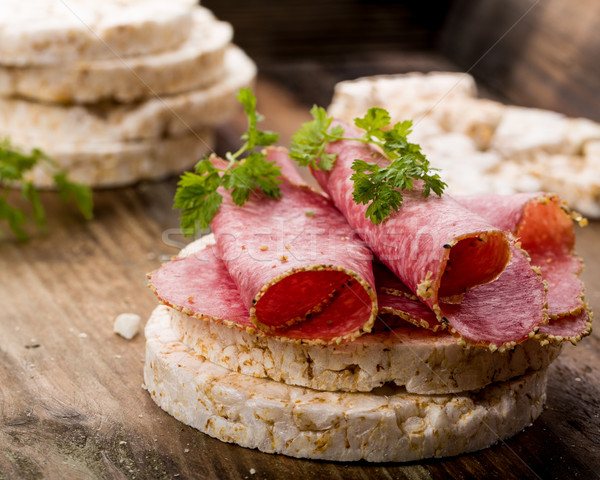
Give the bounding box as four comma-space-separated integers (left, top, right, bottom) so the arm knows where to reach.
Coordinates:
289, 106, 344, 171
289, 106, 447, 225
174, 88, 282, 237
0, 139, 94, 240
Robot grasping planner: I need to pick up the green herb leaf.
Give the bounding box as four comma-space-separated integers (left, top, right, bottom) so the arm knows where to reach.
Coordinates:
354, 107, 390, 142
237, 88, 279, 151
53, 172, 94, 221
174, 89, 282, 237
0, 139, 94, 240
289, 107, 447, 225
174, 170, 223, 235
289, 105, 344, 171
0, 196, 28, 241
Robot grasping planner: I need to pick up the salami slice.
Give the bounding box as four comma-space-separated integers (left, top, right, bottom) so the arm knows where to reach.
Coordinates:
377, 292, 442, 331
536, 307, 592, 344
456, 193, 584, 318
312, 122, 546, 348
210, 149, 378, 343
265, 146, 307, 185
149, 240, 378, 343
148, 245, 253, 330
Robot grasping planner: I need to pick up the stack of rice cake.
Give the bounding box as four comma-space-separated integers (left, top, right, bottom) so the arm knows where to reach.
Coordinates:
328, 72, 600, 218
0, 0, 256, 187
143, 235, 561, 462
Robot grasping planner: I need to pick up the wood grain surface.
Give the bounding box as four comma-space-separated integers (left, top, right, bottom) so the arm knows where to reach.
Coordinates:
440, 0, 600, 122
1, 76, 599, 480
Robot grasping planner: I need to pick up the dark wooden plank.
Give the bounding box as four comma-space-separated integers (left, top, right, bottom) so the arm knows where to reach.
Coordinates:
201, 0, 451, 62
1, 73, 599, 480
440, 0, 600, 121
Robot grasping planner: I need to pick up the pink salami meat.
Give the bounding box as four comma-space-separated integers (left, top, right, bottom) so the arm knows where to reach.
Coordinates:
266, 146, 307, 185
149, 244, 383, 343
211, 149, 378, 343
312, 122, 546, 348
375, 244, 546, 347
438, 243, 546, 347
537, 308, 592, 343
148, 245, 253, 330
378, 291, 442, 331
456, 193, 584, 318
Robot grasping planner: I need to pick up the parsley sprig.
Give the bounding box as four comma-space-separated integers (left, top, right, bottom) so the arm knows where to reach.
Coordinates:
0, 139, 93, 241
174, 88, 282, 237
290, 106, 446, 224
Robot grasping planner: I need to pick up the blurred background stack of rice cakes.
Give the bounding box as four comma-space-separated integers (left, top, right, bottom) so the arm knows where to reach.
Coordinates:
0, 0, 255, 187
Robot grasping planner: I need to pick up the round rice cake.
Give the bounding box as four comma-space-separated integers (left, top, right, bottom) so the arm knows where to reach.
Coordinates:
0, 0, 196, 66
327, 71, 477, 124
144, 305, 548, 463
0, 8, 233, 103
169, 235, 561, 394
0, 46, 256, 143
171, 307, 560, 395
24, 129, 215, 188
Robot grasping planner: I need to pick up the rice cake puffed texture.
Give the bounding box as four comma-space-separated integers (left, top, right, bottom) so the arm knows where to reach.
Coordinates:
144, 305, 548, 462
23, 129, 215, 188
0, 8, 233, 103
0, 46, 256, 144
0, 0, 197, 66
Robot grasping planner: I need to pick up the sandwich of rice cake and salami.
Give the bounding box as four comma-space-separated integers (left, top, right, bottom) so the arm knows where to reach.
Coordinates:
144, 89, 592, 462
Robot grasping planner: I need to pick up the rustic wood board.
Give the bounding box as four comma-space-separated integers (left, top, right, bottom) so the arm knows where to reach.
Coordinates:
1, 77, 599, 480
440, 0, 600, 122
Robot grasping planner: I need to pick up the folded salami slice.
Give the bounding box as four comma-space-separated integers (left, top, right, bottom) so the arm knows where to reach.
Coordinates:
149, 236, 395, 343
312, 122, 546, 348
536, 308, 592, 344
265, 146, 307, 185
209, 150, 378, 343
149, 245, 254, 331
455, 193, 584, 318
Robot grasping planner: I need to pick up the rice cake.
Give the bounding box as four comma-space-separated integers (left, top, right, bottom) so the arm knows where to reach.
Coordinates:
0, 46, 256, 143
0, 8, 233, 103
144, 305, 548, 462
0, 0, 196, 66
23, 129, 215, 188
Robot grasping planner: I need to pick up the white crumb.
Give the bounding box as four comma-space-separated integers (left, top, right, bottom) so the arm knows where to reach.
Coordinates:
78, 333, 88, 339
114, 313, 141, 340
249, 468, 256, 475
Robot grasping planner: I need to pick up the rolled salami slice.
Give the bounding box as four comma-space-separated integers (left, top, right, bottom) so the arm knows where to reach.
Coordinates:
209, 150, 378, 343
456, 193, 585, 318
312, 122, 545, 348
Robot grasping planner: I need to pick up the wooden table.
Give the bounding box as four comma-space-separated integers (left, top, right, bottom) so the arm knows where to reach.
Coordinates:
1, 75, 599, 480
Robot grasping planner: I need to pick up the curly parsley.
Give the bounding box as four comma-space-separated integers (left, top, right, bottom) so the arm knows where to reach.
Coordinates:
174, 88, 282, 237
0, 139, 93, 241
290, 106, 446, 224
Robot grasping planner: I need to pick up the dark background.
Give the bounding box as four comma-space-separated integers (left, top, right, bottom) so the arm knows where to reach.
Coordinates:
202, 0, 600, 121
